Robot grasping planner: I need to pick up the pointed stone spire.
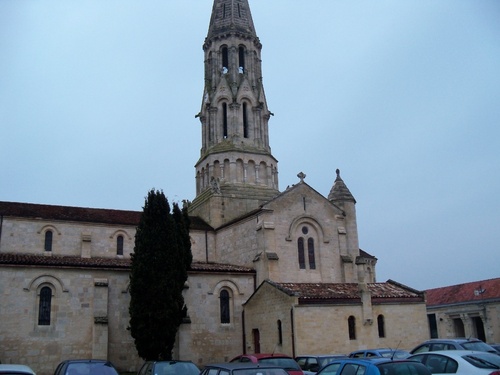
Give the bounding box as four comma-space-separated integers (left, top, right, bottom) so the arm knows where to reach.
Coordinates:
207, 0, 257, 40
328, 169, 356, 203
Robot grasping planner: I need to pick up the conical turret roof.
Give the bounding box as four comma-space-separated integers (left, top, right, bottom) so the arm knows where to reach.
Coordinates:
328, 169, 356, 203
207, 0, 257, 40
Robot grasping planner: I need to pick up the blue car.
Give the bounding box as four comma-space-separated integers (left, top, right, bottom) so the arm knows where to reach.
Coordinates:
316, 358, 431, 375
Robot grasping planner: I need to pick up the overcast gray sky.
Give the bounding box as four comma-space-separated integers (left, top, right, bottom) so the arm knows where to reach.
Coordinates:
1, 1, 499, 291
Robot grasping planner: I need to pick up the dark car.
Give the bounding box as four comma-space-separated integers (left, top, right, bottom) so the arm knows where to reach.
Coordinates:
295, 355, 348, 373
201, 362, 290, 375
137, 360, 199, 375
230, 354, 304, 375
316, 358, 431, 375
348, 349, 410, 359
53, 360, 119, 375
410, 338, 499, 355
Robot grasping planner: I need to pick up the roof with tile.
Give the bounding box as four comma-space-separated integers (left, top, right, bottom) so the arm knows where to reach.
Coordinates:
265, 279, 424, 305
426, 278, 500, 307
0, 253, 253, 273
0, 201, 213, 230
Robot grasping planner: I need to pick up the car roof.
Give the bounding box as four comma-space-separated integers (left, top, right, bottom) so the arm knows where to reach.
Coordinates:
205, 363, 285, 370
412, 349, 499, 357
0, 365, 36, 375
423, 338, 481, 343
245, 353, 292, 359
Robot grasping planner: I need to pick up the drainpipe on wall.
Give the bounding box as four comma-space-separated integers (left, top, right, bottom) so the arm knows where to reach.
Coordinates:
205, 230, 208, 262
242, 310, 246, 354
290, 307, 296, 357
0, 215, 3, 250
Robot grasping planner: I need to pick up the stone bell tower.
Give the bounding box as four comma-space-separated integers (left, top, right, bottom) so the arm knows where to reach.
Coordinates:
189, 0, 280, 228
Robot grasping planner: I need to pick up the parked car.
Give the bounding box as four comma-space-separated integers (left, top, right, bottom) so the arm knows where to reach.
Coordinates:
200, 362, 290, 375
410, 339, 499, 355
315, 358, 431, 375
348, 349, 410, 359
491, 344, 500, 355
53, 359, 119, 375
0, 364, 36, 375
230, 354, 304, 375
409, 350, 500, 375
295, 355, 348, 373
137, 360, 199, 375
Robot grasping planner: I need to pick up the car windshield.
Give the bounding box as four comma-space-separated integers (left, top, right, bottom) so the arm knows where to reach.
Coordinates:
377, 362, 429, 375
319, 358, 343, 367
461, 341, 496, 352
258, 358, 301, 370
66, 363, 118, 375
379, 351, 409, 359
155, 362, 199, 375
233, 369, 289, 375
463, 353, 500, 369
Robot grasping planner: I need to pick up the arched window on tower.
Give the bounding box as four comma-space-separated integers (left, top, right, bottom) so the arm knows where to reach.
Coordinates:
243, 102, 249, 138
239, 46, 245, 73
38, 286, 52, 325
117, 235, 124, 256
44, 230, 53, 252
297, 237, 305, 269
222, 46, 229, 74
220, 289, 230, 324
377, 314, 386, 338
222, 103, 228, 138
348, 316, 356, 340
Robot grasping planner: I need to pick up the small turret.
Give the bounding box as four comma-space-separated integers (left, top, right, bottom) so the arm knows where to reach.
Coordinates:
328, 169, 356, 204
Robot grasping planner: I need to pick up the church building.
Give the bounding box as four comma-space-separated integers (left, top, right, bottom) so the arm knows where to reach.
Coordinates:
0, 1, 429, 374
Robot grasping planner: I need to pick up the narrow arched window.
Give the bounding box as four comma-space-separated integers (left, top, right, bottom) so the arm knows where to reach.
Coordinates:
44, 230, 53, 252
38, 286, 52, 325
117, 235, 124, 256
222, 46, 229, 72
222, 103, 228, 138
243, 103, 249, 138
239, 46, 245, 73
377, 314, 385, 338
348, 316, 356, 340
308, 238, 316, 269
297, 238, 305, 269
220, 289, 230, 324
277, 319, 283, 345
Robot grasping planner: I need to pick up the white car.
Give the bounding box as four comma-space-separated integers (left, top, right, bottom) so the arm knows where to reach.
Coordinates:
0, 364, 36, 375
409, 350, 500, 375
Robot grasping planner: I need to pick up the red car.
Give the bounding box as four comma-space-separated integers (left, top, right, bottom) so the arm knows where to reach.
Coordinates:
230, 353, 304, 375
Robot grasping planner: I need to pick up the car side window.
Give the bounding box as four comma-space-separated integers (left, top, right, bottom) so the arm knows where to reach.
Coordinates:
296, 358, 307, 370
426, 355, 458, 374
413, 344, 431, 354
240, 357, 251, 363
320, 363, 342, 375
340, 364, 365, 375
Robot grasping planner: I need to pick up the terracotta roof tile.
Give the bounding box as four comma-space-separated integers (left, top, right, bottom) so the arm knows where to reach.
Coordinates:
0, 201, 213, 230
268, 280, 424, 304
0, 253, 252, 274
426, 278, 500, 307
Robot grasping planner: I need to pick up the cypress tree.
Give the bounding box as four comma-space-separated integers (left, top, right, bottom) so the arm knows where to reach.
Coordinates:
128, 189, 192, 360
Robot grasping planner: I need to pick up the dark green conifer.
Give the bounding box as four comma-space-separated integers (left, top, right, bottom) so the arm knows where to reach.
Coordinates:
128, 189, 192, 360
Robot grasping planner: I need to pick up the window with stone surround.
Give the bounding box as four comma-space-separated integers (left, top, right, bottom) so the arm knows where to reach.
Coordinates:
297, 225, 317, 270
348, 316, 356, 340
38, 286, 52, 325
220, 289, 230, 324
44, 230, 53, 252
117, 235, 124, 256
377, 314, 385, 338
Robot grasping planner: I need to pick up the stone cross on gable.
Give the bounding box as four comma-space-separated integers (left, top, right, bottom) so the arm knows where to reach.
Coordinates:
297, 172, 306, 182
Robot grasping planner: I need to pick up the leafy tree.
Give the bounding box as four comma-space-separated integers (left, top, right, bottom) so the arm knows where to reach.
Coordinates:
128, 189, 192, 360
